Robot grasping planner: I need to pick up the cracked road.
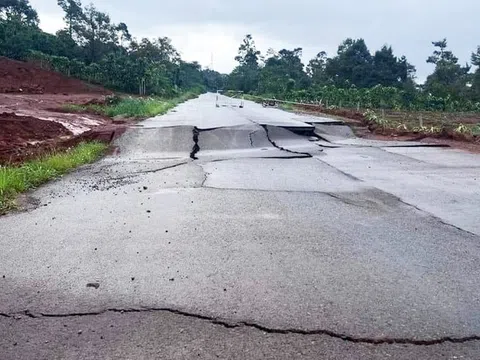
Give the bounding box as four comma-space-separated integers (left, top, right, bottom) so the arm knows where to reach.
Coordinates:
1, 93, 480, 359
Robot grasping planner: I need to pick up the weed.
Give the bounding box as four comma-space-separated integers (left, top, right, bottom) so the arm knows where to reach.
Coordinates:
454, 124, 472, 134
64, 92, 199, 119
0, 142, 107, 213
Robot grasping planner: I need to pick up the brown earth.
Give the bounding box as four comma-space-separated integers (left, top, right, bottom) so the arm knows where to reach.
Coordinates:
0, 58, 127, 164
0, 107, 128, 164
0, 57, 110, 95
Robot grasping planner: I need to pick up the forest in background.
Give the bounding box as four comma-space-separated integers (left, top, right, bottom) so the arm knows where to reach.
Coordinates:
0, 0, 226, 96
228, 35, 480, 112
1, 0, 480, 111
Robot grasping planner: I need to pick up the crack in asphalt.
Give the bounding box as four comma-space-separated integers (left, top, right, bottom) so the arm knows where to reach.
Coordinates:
393, 196, 479, 237
313, 157, 361, 181
261, 125, 312, 158
190, 127, 200, 160
248, 130, 258, 147
110, 161, 190, 181
2, 308, 479, 346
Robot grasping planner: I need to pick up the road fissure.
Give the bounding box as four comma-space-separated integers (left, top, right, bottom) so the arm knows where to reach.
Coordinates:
3, 308, 479, 346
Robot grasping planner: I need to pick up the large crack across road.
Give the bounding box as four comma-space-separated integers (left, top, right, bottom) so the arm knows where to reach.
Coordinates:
190, 127, 200, 160
1, 308, 479, 346
261, 125, 312, 158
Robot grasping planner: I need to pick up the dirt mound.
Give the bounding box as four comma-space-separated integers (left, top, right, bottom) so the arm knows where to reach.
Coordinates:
0, 112, 128, 164
0, 112, 72, 163
0, 112, 72, 141
0, 57, 110, 95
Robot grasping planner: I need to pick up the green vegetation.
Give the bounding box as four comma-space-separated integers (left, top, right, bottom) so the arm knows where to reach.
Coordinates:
2, 1, 480, 114
279, 103, 294, 111
0, 0, 225, 95
362, 109, 480, 137
228, 35, 480, 113
65, 92, 199, 118
0, 142, 107, 213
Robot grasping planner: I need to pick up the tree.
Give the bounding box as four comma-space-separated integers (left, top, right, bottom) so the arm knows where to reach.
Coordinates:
0, 0, 38, 25
371, 46, 416, 87
471, 46, 480, 100
258, 47, 309, 94
77, 4, 117, 63
235, 34, 261, 67
307, 51, 328, 86
427, 39, 458, 65
202, 69, 226, 91
57, 0, 83, 39
115, 22, 131, 47
425, 39, 470, 100
325, 38, 373, 88
230, 34, 262, 93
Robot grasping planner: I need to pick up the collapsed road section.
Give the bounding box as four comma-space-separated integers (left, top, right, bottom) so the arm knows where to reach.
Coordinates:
1, 93, 479, 360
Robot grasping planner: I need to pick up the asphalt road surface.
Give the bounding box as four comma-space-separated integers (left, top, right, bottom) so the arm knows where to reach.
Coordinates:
1, 93, 480, 359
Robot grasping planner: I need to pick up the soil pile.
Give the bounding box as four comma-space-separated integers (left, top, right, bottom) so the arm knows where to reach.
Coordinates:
0, 112, 72, 163
0, 57, 109, 95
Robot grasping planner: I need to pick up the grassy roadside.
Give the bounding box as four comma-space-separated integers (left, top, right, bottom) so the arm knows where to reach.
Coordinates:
64, 92, 200, 118
0, 142, 107, 213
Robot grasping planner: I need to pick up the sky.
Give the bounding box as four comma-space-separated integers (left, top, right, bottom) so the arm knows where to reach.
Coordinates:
30, 0, 480, 82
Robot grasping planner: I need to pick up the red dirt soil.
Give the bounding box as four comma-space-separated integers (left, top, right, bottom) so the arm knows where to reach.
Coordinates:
0, 94, 127, 164
0, 56, 122, 164
0, 112, 127, 164
0, 57, 110, 95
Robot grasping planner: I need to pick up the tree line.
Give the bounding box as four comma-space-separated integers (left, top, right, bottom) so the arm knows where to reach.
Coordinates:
0, 0, 226, 96
229, 35, 480, 112
2, 1, 480, 111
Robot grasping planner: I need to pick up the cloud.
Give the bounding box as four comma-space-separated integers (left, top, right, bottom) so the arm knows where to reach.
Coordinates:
30, 0, 480, 79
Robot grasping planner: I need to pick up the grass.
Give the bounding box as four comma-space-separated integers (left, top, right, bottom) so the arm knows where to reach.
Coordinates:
362, 109, 480, 138
0, 142, 107, 213
64, 92, 199, 119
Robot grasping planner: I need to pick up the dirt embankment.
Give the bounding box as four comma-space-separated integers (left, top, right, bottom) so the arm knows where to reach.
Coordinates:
0, 57, 125, 164
0, 56, 109, 95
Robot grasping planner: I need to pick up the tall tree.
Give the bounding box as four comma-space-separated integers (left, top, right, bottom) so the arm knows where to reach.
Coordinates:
258, 47, 309, 93
371, 46, 415, 87
235, 34, 261, 67
57, 0, 83, 39
425, 39, 470, 99
77, 4, 117, 63
0, 0, 38, 25
307, 51, 328, 86
325, 38, 373, 88
471, 46, 480, 100
230, 34, 261, 93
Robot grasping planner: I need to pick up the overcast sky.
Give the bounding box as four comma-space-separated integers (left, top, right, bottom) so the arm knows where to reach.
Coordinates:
30, 0, 480, 82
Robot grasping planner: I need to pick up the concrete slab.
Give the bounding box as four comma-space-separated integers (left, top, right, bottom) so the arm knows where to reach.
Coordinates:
320, 147, 480, 235
202, 157, 367, 192
305, 116, 344, 125
332, 138, 448, 148
314, 124, 355, 139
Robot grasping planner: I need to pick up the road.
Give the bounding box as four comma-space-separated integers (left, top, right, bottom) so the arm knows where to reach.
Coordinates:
1, 93, 480, 359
